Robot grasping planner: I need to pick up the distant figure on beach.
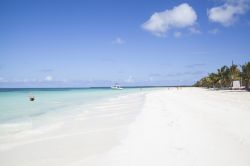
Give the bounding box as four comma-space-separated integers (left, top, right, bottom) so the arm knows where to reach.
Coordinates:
29, 96, 35, 101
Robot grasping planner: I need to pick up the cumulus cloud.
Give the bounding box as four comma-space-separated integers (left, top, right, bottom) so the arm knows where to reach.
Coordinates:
208, 1, 249, 26
45, 76, 53, 81
142, 3, 198, 37
208, 28, 220, 34
112, 37, 125, 44
189, 27, 201, 34
174, 31, 182, 38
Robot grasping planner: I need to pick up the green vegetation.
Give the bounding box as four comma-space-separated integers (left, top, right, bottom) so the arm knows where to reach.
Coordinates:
194, 62, 250, 91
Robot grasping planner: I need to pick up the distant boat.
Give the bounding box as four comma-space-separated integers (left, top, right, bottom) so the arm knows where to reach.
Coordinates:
111, 84, 123, 90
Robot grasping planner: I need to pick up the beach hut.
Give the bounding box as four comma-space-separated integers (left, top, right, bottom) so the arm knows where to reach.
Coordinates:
232, 80, 241, 90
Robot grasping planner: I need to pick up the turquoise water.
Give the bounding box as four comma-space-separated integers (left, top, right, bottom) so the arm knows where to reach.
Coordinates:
0, 88, 149, 123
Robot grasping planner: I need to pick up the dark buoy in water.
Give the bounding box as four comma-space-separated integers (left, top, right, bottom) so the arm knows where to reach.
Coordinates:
29, 96, 35, 101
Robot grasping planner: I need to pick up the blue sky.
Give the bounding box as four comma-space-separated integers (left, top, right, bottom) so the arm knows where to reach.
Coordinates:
0, 0, 250, 87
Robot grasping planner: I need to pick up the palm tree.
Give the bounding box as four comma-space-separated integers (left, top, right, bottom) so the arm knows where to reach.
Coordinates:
217, 66, 230, 88
241, 62, 250, 91
208, 73, 219, 88
201, 77, 212, 88
229, 63, 240, 83
194, 61, 250, 91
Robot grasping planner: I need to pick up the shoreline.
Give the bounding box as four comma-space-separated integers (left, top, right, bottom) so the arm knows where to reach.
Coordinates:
0, 90, 147, 166
1, 88, 250, 166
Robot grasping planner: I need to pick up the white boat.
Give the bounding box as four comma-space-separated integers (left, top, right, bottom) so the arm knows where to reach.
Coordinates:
111, 84, 123, 90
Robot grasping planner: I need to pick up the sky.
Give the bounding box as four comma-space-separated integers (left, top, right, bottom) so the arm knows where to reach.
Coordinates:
0, 0, 250, 87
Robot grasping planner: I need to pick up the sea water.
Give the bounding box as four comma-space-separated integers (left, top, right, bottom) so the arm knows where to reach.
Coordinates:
0, 87, 152, 138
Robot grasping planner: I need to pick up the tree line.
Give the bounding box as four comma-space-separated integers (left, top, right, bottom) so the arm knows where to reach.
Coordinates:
194, 62, 250, 91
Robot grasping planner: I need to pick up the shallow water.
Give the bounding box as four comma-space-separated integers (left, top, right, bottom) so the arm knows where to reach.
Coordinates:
0, 88, 133, 122
0, 87, 155, 138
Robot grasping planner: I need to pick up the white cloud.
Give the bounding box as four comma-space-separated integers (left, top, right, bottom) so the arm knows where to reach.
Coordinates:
208, 1, 249, 26
124, 75, 135, 83
45, 76, 53, 81
208, 28, 220, 34
112, 37, 125, 44
142, 3, 198, 37
174, 31, 182, 38
189, 27, 201, 34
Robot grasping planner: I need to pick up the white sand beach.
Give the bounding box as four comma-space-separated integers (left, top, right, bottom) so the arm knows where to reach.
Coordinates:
1, 88, 250, 166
